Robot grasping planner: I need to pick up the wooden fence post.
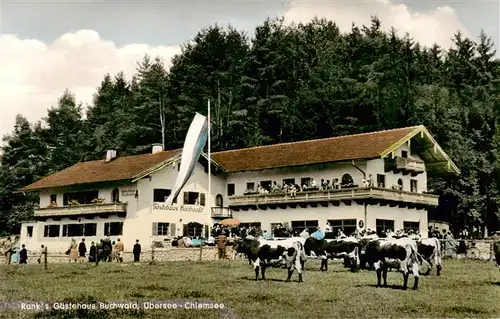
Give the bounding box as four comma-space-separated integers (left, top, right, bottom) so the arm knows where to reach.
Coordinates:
95, 246, 99, 266
151, 242, 156, 264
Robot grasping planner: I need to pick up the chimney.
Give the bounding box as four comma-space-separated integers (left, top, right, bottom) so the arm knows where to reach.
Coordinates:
152, 144, 163, 154
105, 149, 117, 162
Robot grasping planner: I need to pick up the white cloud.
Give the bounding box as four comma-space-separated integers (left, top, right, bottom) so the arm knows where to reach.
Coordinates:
284, 0, 472, 49
0, 30, 181, 140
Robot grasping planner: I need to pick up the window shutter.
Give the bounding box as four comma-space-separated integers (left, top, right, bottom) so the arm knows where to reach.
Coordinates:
183, 192, 189, 204
183, 224, 188, 237
170, 223, 176, 237
152, 222, 158, 236
200, 193, 206, 206
204, 225, 209, 238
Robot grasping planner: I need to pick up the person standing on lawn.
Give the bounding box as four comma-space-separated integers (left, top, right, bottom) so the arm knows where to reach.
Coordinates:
19, 244, 28, 264
217, 231, 228, 260
133, 239, 141, 262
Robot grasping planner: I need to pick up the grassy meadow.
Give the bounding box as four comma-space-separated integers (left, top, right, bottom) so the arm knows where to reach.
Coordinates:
1, 259, 500, 319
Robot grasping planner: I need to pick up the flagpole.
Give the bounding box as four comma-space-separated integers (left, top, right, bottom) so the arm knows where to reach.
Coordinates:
207, 100, 212, 222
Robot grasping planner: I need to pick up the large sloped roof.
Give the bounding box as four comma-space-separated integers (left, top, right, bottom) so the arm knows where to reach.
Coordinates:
20, 125, 458, 191
20, 149, 182, 191
212, 126, 416, 172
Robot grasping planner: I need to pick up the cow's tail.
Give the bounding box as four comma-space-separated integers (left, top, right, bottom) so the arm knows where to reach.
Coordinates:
434, 238, 442, 261
412, 246, 425, 265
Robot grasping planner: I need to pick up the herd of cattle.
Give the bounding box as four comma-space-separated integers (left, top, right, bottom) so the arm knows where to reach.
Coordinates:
233, 232, 500, 291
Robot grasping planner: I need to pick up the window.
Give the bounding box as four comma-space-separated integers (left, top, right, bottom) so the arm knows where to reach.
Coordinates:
62, 224, 84, 237
215, 194, 223, 207
112, 188, 120, 203
152, 222, 170, 236
50, 194, 57, 204
260, 180, 271, 191
153, 189, 176, 203
328, 219, 357, 236
291, 220, 319, 234
183, 192, 205, 205
104, 222, 123, 236
185, 222, 204, 237
341, 174, 353, 186
227, 184, 235, 196
246, 182, 255, 191
377, 174, 385, 188
83, 223, 97, 236
43, 225, 60, 237
403, 221, 420, 233
283, 178, 295, 186
401, 150, 408, 158
397, 178, 403, 191
376, 219, 395, 236
410, 179, 418, 192
63, 190, 98, 205
27, 226, 33, 238
300, 177, 311, 187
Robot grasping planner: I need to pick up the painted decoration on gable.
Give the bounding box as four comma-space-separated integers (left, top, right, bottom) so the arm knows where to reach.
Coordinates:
165, 113, 208, 205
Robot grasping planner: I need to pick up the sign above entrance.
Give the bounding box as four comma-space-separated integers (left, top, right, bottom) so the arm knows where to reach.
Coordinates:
121, 189, 136, 197
153, 203, 204, 213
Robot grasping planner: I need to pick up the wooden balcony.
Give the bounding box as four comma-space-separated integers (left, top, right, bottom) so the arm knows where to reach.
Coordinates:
211, 207, 233, 219
229, 187, 438, 211
385, 156, 425, 176
34, 203, 128, 217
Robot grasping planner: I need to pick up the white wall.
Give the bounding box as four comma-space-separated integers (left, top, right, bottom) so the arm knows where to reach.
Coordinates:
124, 161, 226, 248
20, 215, 125, 252
366, 143, 427, 193
234, 202, 364, 231
234, 202, 428, 237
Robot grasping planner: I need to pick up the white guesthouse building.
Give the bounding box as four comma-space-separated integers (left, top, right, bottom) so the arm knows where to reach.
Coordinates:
19, 125, 459, 252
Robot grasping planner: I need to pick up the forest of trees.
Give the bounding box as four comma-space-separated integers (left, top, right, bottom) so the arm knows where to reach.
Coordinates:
0, 17, 499, 236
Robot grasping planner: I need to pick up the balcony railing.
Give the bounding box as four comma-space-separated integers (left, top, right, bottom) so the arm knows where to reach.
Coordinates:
211, 207, 233, 219
34, 203, 128, 217
396, 157, 425, 172
229, 187, 438, 207
385, 156, 425, 175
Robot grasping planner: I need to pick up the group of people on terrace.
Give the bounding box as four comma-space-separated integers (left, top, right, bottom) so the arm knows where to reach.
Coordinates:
251, 174, 365, 196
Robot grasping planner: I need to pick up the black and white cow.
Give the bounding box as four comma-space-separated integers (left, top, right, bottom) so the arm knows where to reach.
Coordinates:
357, 234, 380, 270
364, 237, 423, 290
494, 241, 500, 267
416, 237, 443, 276
233, 237, 306, 282
303, 237, 360, 272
